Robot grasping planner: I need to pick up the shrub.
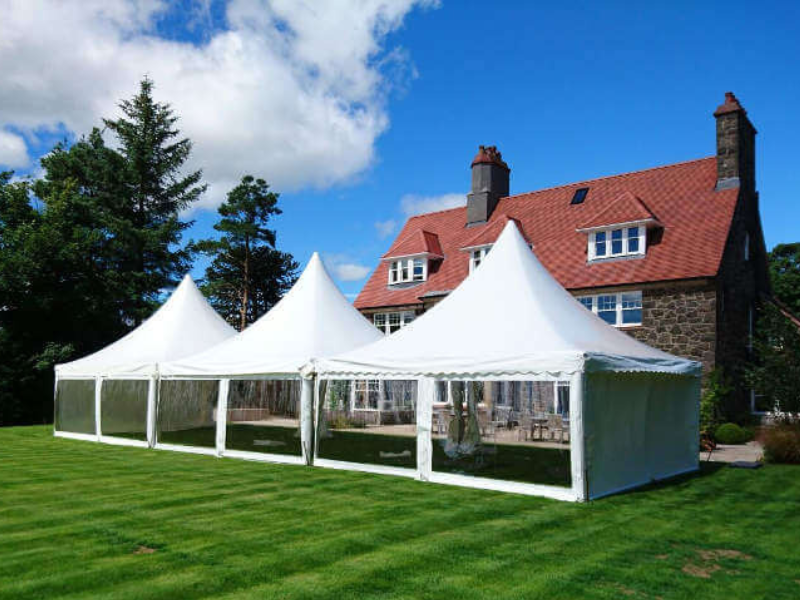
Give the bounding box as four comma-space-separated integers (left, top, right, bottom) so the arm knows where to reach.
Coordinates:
700, 369, 731, 435
763, 423, 800, 464
715, 422, 748, 445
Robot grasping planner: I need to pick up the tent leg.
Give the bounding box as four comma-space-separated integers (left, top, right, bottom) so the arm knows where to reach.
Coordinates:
570, 371, 588, 502
301, 376, 314, 466
94, 376, 103, 441
146, 376, 158, 448
215, 379, 230, 458
416, 377, 434, 482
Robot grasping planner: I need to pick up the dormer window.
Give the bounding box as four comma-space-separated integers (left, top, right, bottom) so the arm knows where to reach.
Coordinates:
388, 257, 427, 284
588, 225, 645, 261
469, 245, 492, 273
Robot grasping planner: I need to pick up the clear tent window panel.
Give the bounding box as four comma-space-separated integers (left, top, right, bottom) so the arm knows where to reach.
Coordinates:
431, 380, 572, 488
225, 379, 302, 456
317, 379, 417, 470
156, 380, 220, 448
100, 379, 148, 441
55, 379, 96, 435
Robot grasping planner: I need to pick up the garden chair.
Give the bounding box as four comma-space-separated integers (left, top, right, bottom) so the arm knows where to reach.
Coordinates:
518, 414, 533, 441
547, 414, 565, 443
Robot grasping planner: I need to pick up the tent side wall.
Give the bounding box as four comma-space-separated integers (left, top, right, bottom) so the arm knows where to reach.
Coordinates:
583, 372, 700, 499
54, 377, 99, 440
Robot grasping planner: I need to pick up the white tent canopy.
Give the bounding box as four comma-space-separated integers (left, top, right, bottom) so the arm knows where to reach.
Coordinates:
160, 253, 382, 378
54, 275, 236, 447
56, 275, 235, 378
313, 222, 701, 501
153, 253, 383, 465
315, 221, 700, 378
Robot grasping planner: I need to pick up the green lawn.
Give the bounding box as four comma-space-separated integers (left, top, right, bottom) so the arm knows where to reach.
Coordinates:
2, 426, 799, 599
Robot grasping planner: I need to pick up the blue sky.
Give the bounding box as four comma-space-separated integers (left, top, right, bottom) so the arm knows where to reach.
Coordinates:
2, 1, 799, 299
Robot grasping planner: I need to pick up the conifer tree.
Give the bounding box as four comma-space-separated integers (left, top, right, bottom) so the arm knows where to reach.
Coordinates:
194, 176, 297, 330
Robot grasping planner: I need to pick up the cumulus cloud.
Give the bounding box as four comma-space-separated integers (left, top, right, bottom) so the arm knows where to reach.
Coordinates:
374, 219, 397, 238
323, 254, 372, 282
400, 192, 465, 217
0, 130, 29, 168
0, 0, 435, 209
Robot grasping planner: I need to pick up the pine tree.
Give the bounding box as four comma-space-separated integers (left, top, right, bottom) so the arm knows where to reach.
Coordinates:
104, 77, 206, 324
194, 176, 298, 330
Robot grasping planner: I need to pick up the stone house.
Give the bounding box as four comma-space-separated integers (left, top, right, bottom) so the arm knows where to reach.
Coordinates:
354, 93, 770, 417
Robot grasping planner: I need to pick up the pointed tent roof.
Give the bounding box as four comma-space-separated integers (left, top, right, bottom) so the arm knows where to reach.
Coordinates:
160, 253, 382, 377
56, 275, 236, 378
316, 222, 700, 378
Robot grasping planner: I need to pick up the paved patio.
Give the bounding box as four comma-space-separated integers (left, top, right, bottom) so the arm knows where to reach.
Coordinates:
701, 441, 763, 463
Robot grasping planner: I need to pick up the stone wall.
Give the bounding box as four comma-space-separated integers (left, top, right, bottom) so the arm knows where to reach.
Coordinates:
624, 283, 717, 377
714, 188, 771, 417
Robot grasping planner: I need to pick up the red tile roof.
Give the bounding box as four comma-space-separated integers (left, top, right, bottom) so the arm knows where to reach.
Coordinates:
382, 229, 443, 259
355, 157, 739, 310
576, 191, 660, 230
459, 214, 529, 249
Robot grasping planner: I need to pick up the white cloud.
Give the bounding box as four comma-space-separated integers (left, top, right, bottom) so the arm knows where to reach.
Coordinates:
0, 130, 29, 168
323, 254, 372, 282
374, 218, 397, 238
400, 192, 465, 217
0, 0, 435, 209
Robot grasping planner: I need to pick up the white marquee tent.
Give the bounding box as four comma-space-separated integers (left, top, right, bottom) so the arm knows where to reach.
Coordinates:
313, 221, 701, 501
157, 252, 383, 464
54, 275, 236, 447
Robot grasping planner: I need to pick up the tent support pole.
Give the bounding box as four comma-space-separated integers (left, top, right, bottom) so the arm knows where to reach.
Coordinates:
416, 377, 434, 482
94, 376, 103, 441
301, 376, 314, 466
215, 379, 230, 457
570, 370, 588, 502
146, 376, 158, 448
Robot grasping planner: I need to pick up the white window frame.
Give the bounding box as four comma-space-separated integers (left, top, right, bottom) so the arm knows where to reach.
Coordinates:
388, 256, 428, 284
373, 310, 416, 335
469, 245, 492, 273
576, 291, 643, 327
352, 380, 381, 411
587, 225, 646, 261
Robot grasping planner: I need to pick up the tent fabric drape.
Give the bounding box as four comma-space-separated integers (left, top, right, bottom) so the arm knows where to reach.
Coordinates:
159, 253, 382, 378
56, 275, 235, 378
314, 222, 700, 379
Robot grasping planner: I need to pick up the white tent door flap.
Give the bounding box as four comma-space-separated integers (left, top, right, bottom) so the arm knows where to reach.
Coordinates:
583, 373, 699, 499
55, 380, 96, 435
316, 380, 418, 471
156, 380, 220, 450
224, 379, 303, 458
100, 380, 148, 441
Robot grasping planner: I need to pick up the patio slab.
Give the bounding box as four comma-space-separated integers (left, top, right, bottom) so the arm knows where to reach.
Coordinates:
701, 441, 763, 463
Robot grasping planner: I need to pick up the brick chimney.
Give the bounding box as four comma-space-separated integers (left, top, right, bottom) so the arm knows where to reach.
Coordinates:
714, 92, 756, 192
466, 145, 510, 225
